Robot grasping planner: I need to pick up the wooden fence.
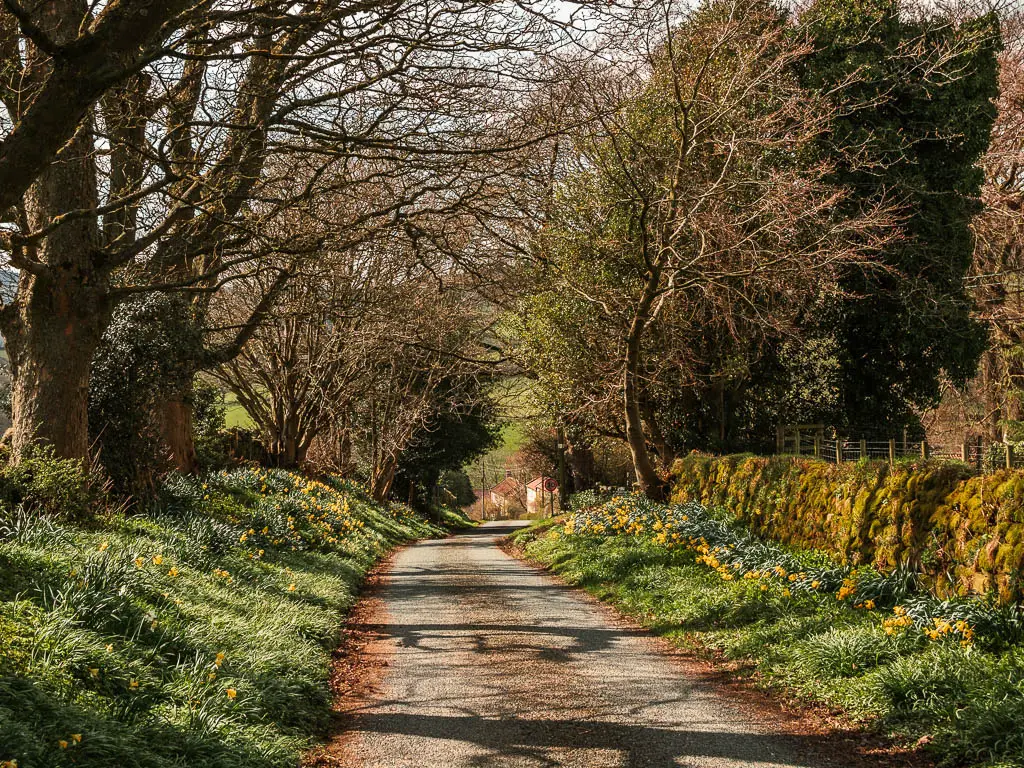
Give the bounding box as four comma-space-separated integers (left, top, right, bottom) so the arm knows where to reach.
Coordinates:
776, 424, 1024, 472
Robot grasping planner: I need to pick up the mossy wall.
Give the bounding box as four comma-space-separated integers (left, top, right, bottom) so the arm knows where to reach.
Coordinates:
670, 455, 1024, 602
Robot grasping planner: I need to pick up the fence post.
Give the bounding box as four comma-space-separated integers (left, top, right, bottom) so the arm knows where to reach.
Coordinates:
961, 438, 968, 462
921, 441, 929, 460
813, 435, 821, 459
1006, 443, 1013, 471
776, 424, 784, 454
836, 439, 843, 464
859, 439, 867, 460
889, 439, 896, 465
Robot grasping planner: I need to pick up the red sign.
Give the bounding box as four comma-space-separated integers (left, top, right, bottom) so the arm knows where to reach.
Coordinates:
543, 477, 558, 493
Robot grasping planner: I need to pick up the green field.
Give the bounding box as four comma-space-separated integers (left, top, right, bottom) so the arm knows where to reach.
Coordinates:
223, 391, 254, 429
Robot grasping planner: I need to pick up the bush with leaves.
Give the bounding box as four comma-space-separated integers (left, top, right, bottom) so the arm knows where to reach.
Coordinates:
0, 445, 97, 520
89, 295, 204, 495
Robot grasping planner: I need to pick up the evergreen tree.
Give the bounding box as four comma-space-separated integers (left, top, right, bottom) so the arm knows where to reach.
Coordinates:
798, 0, 1001, 434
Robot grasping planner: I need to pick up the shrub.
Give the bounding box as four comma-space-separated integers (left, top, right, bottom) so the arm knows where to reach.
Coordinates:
0, 445, 95, 519
795, 626, 915, 678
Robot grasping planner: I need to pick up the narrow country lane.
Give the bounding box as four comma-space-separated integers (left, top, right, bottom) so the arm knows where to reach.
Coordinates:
335, 522, 863, 768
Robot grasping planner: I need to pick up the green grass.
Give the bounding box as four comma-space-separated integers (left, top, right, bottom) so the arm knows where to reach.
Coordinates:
513, 524, 1024, 768
223, 391, 254, 429
0, 469, 448, 768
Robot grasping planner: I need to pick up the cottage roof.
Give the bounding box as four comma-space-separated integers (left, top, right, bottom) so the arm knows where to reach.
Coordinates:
490, 477, 520, 497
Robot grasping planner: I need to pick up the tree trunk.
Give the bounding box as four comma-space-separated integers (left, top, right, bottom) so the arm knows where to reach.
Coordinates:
5, 274, 108, 462
622, 250, 667, 501
371, 459, 397, 503
4, 14, 108, 462
159, 394, 200, 473
624, 330, 666, 500
338, 424, 353, 475
641, 399, 675, 470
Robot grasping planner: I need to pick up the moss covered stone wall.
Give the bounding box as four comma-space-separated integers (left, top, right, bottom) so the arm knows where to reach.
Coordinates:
670, 455, 1024, 602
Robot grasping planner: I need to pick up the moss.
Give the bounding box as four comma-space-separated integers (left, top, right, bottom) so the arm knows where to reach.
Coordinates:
671, 455, 1024, 602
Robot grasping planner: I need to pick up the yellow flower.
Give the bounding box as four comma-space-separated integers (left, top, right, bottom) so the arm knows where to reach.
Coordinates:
811, 580, 820, 589
287, 583, 296, 592
105, 644, 113, 653
782, 589, 792, 598
97, 541, 110, 552
71, 734, 81, 744
226, 688, 237, 699
134, 557, 145, 568
129, 679, 139, 689
168, 567, 179, 578
863, 600, 875, 610
59, 740, 69, 749
215, 652, 225, 667
89, 668, 99, 678
152, 554, 164, 565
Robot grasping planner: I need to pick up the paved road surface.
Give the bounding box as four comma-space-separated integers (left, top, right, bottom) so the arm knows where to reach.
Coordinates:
338, 522, 855, 768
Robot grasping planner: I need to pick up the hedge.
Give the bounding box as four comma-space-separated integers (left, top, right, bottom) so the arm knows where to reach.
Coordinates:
670, 454, 1024, 602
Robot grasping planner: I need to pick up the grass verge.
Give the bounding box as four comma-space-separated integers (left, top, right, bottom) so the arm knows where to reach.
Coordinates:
0, 469, 461, 768
511, 501, 1024, 768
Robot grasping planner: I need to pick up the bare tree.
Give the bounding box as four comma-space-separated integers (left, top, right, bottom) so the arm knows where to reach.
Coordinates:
0, 0, 598, 464
522, 0, 895, 497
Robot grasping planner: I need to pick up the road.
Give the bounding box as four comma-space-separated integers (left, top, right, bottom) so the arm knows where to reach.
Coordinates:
335, 522, 860, 768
